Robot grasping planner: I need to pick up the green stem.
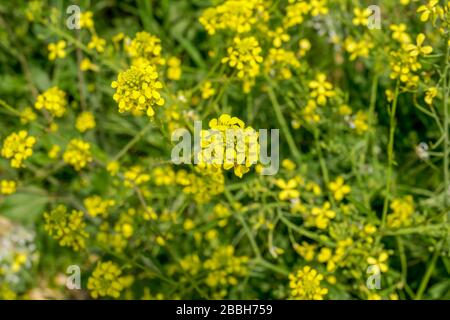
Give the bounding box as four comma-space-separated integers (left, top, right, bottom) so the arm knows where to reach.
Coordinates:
111, 123, 154, 162
415, 245, 441, 300
266, 79, 302, 163
443, 39, 449, 211
381, 80, 400, 228
224, 189, 262, 259
254, 258, 289, 276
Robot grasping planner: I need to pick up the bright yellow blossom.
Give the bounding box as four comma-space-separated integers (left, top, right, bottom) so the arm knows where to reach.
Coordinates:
63, 139, 93, 171
1, 131, 36, 168
289, 266, 328, 300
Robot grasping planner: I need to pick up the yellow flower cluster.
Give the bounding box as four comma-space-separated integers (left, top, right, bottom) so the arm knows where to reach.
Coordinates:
389, 34, 433, 89
43, 205, 88, 251
212, 203, 232, 227
63, 139, 93, 171
126, 31, 165, 66
264, 48, 301, 80
167, 57, 182, 80
97, 209, 134, 252
199, 0, 268, 35
124, 166, 150, 187
34, 87, 67, 118
201, 81, 216, 99
353, 111, 369, 135
344, 37, 374, 61
87, 261, 133, 298
387, 196, 415, 228
204, 246, 249, 290
283, 0, 329, 28
1, 131, 36, 168
84, 196, 116, 218
309, 202, 336, 229
289, 266, 328, 300
75, 111, 96, 133
0, 180, 16, 195
221, 37, 263, 92
178, 165, 225, 203
308, 73, 336, 106
199, 114, 259, 178
111, 61, 165, 117
20, 107, 37, 124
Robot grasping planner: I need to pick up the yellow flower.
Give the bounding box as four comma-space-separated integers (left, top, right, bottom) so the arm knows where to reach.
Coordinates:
201, 81, 216, 99
390, 24, 411, 44
35, 87, 67, 118
310, 0, 328, 17
167, 57, 182, 80
405, 33, 433, 57
306, 181, 322, 196
300, 99, 321, 124
354, 111, 369, 134
275, 178, 300, 200
339, 104, 352, 116
328, 176, 351, 201
20, 107, 37, 124
112, 32, 125, 44
298, 39, 311, 57
63, 139, 93, 171
87, 261, 133, 299
368, 293, 382, 300
294, 242, 316, 261
124, 166, 150, 187
88, 35, 106, 53
387, 196, 414, 228
199, 0, 268, 35
317, 247, 332, 263
417, 0, 440, 22
213, 203, 231, 227
106, 161, 120, 176
44, 205, 88, 251
344, 37, 374, 61
352, 8, 371, 26
48, 40, 66, 60
126, 31, 165, 65
111, 60, 164, 117
308, 73, 335, 105
1, 130, 36, 168
151, 166, 175, 186
84, 195, 115, 218
283, 1, 310, 28
204, 246, 249, 289
268, 27, 290, 48
48, 144, 61, 159
282, 159, 296, 171
425, 87, 438, 105
80, 58, 98, 72
289, 266, 328, 300
367, 252, 389, 273
79, 11, 94, 29
221, 36, 263, 92
310, 202, 336, 229
198, 114, 259, 178
264, 48, 300, 80
75, 111, 96, 133
0, 180, 16, 195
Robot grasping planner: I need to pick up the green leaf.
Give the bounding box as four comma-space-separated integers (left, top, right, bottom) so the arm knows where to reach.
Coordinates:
0, 187, 49, 226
